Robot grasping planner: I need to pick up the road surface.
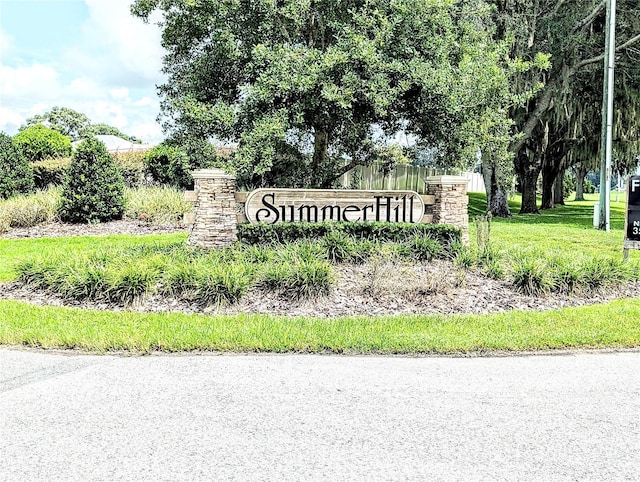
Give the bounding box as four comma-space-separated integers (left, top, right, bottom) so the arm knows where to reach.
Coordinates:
1, 348, 639, 481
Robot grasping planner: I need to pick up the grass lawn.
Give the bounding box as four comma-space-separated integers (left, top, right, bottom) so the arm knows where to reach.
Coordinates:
1, 298, 638, 354
0, 193, 639, 355
0, 233, 187, 283
468, 192, 638, 261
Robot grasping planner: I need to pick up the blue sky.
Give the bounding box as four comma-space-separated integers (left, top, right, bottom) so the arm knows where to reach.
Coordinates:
0, 0, 166, 144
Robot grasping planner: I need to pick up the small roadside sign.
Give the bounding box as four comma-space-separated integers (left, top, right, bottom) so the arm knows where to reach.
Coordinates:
623, 175, 640, 258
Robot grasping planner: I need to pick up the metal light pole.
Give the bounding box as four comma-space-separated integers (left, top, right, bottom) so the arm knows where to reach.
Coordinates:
598, 0, 617, 231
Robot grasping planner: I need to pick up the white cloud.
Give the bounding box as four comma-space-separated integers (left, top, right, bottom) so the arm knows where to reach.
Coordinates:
0, 28, 14, 58
65, 0, 165, 87
0, 106, 25, 134
110, 88, 129, 100
0, 0, 166, 143
0, 63, 62, 102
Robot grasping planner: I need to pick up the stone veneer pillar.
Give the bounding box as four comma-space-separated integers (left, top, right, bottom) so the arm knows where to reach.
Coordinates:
425, 175, 469, 245
188, 169, 237, 249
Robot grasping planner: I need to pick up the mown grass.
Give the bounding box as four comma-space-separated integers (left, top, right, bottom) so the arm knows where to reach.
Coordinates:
1, 299, 638, 354
1, 191, 639, 355
468, 192, 637, 260
0, 234, 187, 283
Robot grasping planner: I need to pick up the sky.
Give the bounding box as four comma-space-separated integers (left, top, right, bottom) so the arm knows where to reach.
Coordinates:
0, 0, 166, 144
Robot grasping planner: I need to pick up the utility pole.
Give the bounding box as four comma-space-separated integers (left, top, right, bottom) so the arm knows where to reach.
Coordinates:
598, 0, 616, 231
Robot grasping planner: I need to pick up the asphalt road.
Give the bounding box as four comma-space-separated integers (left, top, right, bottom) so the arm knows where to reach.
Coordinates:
1, 348, 638, 481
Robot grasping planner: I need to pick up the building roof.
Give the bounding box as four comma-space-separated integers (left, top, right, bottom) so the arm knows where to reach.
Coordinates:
72, 135, 153, 153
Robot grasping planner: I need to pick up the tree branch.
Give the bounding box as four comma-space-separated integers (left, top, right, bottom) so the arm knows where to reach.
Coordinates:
571, 32, 640, 72
572, 1, 605, 34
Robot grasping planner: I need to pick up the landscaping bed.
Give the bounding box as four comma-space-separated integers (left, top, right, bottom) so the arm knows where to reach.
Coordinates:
1, 219, 639, 318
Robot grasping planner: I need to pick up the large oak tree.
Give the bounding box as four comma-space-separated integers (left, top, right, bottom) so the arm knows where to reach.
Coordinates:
132, 0, 515, 189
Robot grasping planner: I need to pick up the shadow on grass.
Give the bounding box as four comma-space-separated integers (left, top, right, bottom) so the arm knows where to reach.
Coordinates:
468, 192, 627, 231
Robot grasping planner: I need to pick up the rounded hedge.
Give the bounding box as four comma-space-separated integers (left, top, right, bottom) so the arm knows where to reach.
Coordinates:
144, 144, 192, 189
13, 124, 72, 162
58, 137, 125, 223
0, 132, 34, 199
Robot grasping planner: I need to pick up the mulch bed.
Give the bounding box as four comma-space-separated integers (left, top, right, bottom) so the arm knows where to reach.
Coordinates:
1, 221, 638, 317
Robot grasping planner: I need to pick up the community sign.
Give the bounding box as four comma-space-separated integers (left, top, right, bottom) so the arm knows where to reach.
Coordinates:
245, 189, 425, 224
624, 175, 640, 256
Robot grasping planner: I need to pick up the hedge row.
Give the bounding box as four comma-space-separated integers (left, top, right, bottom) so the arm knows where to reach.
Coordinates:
237, 221, 461, 246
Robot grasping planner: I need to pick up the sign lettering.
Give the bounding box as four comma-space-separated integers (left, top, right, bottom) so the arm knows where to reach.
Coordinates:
626, 175, 640, 242
245, 189, 425, 224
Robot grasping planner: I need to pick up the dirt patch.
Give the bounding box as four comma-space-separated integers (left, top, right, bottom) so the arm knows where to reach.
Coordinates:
1, 221, 638, 317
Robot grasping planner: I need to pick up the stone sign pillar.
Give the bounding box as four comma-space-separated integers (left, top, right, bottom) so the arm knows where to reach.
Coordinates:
425, 175, 469, 245
188, 169, 237, 249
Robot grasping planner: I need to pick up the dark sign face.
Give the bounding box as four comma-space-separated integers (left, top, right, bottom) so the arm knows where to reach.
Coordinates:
627, 176, 640, 241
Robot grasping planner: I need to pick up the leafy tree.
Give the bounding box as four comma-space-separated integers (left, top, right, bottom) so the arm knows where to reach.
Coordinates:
0, 133, 34, 199
22, 106, 138, 142
22, 107, 91, 141
132, 0, 516, 189
80, 123, 138, 142
489, 0, 640, 215
12, 124, 72, 162
58, 138, 125, 223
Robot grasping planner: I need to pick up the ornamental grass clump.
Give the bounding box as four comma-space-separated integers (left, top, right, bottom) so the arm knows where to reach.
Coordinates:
124, 186, 192, 224
511, 256, 554, 296
0, 187, 60, 228
58, 137, 125, 223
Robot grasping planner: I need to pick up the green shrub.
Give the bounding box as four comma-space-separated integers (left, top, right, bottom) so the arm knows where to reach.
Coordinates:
124, 187, 192, 224
238, 221, 461, 247
0, 132, 34, 199
58, 138, 125, 223
13, 124, 72, 162
112, 150, 148, 188
30, 157, 70, 188
321, 230, 358, 263
453, 247, 475, 270
403, 236, 444, 261
579, 257, 625, 291
144, 144, 192, 189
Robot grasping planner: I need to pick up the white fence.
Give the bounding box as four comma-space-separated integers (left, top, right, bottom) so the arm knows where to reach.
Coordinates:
342, 163, 485, 194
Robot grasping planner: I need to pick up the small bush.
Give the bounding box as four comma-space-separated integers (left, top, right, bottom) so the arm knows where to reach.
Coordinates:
259, 259, 335, 299
124, 187, 193, 224
579, 258, 626, 291
30, 157, 70, 188
144, 144, 192, 189
321, 230, 358, 263
454, 247, 475, 270
112, 150, 148, 188
0, 132, 34, 199
58, 138, 125, 223
403, 236, 444, 261
13, 124, 72, 162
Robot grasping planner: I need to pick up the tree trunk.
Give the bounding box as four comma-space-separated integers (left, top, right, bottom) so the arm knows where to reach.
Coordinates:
540, 163, 558, 209
514, 150, 541, 214
482, 162, 512, 217
554, 168, 565, 206
518, 166, 540, 214
311, 129, 329, 188
574, 164, 587, 201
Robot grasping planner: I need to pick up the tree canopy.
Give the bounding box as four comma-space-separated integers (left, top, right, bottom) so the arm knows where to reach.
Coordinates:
133, 0, 516, 188
12, 124, 72, 162
489, 0, 640, 215
21, 106, 137, 142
